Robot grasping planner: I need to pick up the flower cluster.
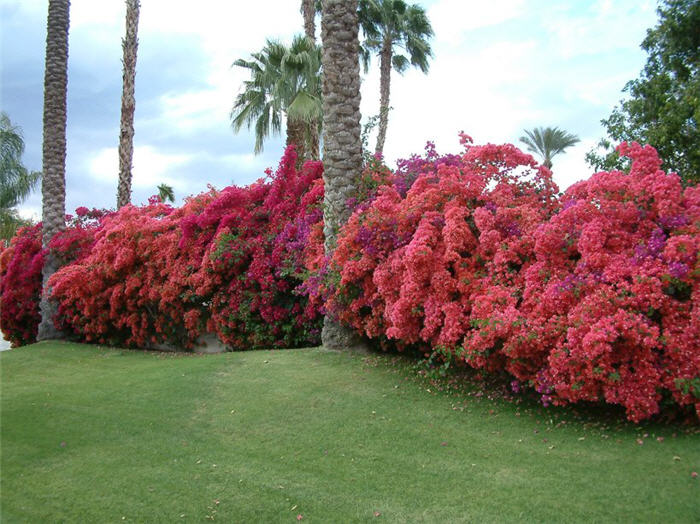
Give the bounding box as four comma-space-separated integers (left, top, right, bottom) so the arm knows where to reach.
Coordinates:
48, 146, 324, 350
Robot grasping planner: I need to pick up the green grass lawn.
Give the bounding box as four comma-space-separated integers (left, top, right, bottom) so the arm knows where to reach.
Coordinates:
1, 342, 698, 522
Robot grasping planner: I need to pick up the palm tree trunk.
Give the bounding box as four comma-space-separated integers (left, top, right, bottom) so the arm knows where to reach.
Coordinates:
286, 117, 308, 168
38, 0, 70, 341
320, 0, 365, 350
374, 38, 392, 156
302, 0, 316, 42
308, 121, 320, 160
117, 0, 140, 209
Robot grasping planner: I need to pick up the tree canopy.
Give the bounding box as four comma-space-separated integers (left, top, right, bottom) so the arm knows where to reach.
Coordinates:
586, 0, 700, 185
359, 0, 433, 154
230, 35, 322, 161
0, 112, 40, 241
519, 126, 580, 169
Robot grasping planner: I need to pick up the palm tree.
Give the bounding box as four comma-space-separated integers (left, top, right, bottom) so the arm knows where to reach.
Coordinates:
359, 0, 433, 155
157, 183, 175, 203
117, 0, 141, 208
231, 35, 322, 162
38, 0, 70, 341
519, 126, 580, 169
320, 0, 364, 349
0, 112, 40, 242
300, 0, 320, 41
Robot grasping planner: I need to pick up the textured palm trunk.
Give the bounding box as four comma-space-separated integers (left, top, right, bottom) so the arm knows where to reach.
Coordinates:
301, 0, 320, 160
38, 0, 70, 341
374, 39, 392, 156
302, 0, 316, 41
286, 117, 308, 168
308, 121, 320, 160
320, 0, 365, 350
117, 0, 140, 209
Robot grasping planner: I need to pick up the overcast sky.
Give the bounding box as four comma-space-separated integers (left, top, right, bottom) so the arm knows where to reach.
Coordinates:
1, 0, 658, 220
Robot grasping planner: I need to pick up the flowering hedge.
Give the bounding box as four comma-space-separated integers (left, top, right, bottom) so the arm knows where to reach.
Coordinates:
0, 209, 107, 347
321, 136, 558, 353
1, 139, 696, 422
523, 143, 700, 421
0, 224, 43, 347
316, 138, 698, 421
48, 147, 323, 350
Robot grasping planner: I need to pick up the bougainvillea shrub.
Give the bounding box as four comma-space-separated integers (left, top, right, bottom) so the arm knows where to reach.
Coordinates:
299, 153, 399, 318
0, 224, 43, 347
519, 143, 700, 421
49, 146, 323, 350
0, 208, 107, 347
2, 138, 696, 422
50, 200, 192, 348
186, 148, 324, 349
323, 135, 559, 357
317, 137, 698, 421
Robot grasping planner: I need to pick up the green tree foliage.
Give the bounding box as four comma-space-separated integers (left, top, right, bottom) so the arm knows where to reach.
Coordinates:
0, 112, 40, 242
157, 183, 175, 203
586, 0, 700, 185
519, 126, 580, 169
359, 0, 433, 155
231, 35, 322, 161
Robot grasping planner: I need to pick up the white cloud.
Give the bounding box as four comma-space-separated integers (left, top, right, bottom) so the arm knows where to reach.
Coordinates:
138, 0, 301, 74
70, 0, 124, 29
368, 39, 542, 164
159, 89, 231, 132
550, 138, 599, 191
17, 204, 40, 223
545, 1, 656, 60
88, 146, 192, 191
428, 0, 525, 46
6, 0, 663, 216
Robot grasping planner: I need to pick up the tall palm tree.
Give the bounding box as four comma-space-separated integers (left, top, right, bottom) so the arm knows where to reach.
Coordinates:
300, 0, 320, 41
38, 0, 70, 340
519, 126, 580, 169
359, 0, 433, 155
320, 0, 364, 349
117, 0, 140, 208
0, 112, 40, 242
231, 35, 322, 162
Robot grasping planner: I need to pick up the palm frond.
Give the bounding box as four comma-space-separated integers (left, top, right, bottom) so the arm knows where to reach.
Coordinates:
1, 113, 40, 210
391, 54, 409, 74
519, 126, 580, 168
287, 91, 323, 124
231, 34, 322, 154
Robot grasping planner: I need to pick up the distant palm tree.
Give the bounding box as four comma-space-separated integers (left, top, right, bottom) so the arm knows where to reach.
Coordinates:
359, 0, 433, 155
117, 0, 141, 208
38, 0, 70, 340
231, 35, 322, 162
320, 0, 364, 349
0, 112, 40, 242
157, 183, 174, 203
519, 126, 580, 169
300, 0, 321, 41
